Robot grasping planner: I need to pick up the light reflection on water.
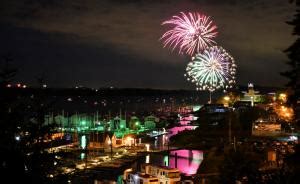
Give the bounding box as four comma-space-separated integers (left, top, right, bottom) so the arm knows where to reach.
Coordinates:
168, 114, 198, 137
169, 149, 203, 175
149, 114, 202, 176
179, 115, 198, 125
148, 149, 203, 176
153, 114, 198, 150
168, 126, 197, 137
80, 152, 85, 160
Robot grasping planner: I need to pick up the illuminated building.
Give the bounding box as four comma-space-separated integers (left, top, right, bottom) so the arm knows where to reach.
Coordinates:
111, 116, 126, 130
43, 112, 160, 149
129, 116, 141, 130
88, 132, 117, 149
252, 118, 281, 136
195, 104, 229, 127
240, 83, 263, 106
144, 115, 158, 129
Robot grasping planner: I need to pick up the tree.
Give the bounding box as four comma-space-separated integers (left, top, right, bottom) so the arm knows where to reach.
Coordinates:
21, 78, 58, 183
265, 144, 300, 184
0, 56, 27, 183
219, 147, 263, 184
282, 0, 300, 106
0, 58, 57, 183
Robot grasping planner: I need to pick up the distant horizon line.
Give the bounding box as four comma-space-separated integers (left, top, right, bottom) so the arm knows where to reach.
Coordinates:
4, 84, 286, 91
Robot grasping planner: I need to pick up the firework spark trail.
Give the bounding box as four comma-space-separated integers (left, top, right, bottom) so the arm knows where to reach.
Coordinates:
161, 12, 218, 56
185, 46, 236, 92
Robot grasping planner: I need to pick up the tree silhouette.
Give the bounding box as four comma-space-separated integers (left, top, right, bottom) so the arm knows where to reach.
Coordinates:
0, 55, 18, 88
283, 0, 300, 106
0, 56, 26, 183
0, 57, 58, 183
219, 147, 263, 184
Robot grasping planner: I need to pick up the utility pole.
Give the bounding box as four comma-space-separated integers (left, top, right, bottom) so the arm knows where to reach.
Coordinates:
228, 110, 232, 145
108, 133, 113, 160
166, 136, 170, 152
84, 144, 88, 170
167, 136, 170, 166
110, 140, 113, 160
233, 136, 236, 152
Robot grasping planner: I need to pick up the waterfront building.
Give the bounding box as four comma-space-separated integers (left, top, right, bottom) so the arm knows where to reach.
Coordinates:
111, 116, 126, 130
144, 115, 158, 129
43, 112, 162, 150
129, 116, 141, 130
89, 131, 117, 149
195, 104, 229, 127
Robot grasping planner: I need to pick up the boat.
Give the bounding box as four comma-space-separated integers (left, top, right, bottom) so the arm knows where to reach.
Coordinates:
146, 128, 168, 137
125, 172, 159, 184
142, 164, 181, 184
123, 164, 181, 184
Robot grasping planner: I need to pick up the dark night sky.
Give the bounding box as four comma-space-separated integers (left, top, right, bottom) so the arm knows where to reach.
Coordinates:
0, 0, 296, 89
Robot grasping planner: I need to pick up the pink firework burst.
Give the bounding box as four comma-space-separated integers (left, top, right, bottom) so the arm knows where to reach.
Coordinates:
161, 12, 218, 56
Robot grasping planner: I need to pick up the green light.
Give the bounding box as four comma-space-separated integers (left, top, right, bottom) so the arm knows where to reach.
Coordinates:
81, 135, 87, 149
120, 124, 124, 129
80, 153, 85, 160
193, 105, 202, 112
115, 132, 124, 139
135, 122, 139, 125
164, 155, 169, 166
81, 120, 86, 126
117, 175, 123, 184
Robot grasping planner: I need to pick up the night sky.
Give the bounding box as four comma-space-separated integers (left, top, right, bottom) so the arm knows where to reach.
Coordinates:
0, 0, 296, 89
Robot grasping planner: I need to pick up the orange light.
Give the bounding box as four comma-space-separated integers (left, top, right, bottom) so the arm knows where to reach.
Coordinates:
223, 96, 230, 101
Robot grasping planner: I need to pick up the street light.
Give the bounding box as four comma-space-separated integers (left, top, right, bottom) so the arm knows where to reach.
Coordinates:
223, 96, 230, 101
223, 96, 230, 107
279, 93, 287, 103
15, 135, 20, 141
